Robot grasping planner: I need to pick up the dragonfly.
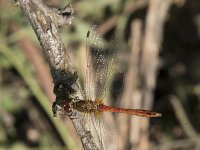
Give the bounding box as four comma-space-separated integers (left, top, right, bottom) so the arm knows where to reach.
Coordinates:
53, 25, 162, 149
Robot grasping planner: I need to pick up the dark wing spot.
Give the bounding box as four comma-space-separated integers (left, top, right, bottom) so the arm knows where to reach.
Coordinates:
87, 30, 90, 38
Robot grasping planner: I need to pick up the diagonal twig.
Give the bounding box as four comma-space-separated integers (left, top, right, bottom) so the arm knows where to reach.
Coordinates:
170, 95, 198, 139
16, 0, 99, 149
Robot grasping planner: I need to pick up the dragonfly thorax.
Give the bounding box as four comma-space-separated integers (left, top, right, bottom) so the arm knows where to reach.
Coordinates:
72, 100, 101, 113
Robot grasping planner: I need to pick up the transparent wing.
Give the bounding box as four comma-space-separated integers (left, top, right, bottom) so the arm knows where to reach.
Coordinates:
98, 33, 125, 104
83, 27, 125, 149
85, 25, 107, 101
85, 26, 124, 103
83, 112, 120, 150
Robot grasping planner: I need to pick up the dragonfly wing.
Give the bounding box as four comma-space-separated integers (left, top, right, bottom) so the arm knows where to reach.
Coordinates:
84, 112, 120, 150
86, 26, 125, 102
85, 25, 107, 101
97, 32, 126, 103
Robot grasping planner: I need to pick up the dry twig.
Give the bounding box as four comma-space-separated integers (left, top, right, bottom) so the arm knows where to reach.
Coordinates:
170, 95, 198, 139
17, 0, 99, 149
139, 0, 172, 149
158, 136, 200, 150
118, 19, 143, 149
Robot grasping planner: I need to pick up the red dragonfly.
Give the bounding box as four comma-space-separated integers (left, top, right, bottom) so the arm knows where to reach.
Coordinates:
53, 26, 161, 149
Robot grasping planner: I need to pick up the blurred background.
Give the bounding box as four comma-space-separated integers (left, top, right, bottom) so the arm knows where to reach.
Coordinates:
1, 0, 200, 150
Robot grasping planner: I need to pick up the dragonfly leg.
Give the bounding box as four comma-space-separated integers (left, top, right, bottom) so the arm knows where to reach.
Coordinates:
70, 111, 79, 119
52, 102, 63, 117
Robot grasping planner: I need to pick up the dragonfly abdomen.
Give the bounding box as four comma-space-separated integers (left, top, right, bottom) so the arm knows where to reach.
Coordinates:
98, 104, 162, 117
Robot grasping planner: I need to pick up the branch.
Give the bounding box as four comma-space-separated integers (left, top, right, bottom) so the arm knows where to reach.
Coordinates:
17, 0, 98, 149
129, 20, 143, 149
98, 0, 147, 35
118, 19, 143, 149
158, 137, 200, 150
170, 95, 198, 139
139, 0, 172, 149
